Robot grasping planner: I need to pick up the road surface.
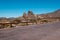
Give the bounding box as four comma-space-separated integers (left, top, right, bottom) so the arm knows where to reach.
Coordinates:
0, 22, 60, 40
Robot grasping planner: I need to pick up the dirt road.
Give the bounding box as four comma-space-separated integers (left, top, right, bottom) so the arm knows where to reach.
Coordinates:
0, 22, 60, 40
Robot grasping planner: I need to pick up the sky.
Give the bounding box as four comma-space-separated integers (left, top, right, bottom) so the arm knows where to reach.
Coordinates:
0, 0, 60, 18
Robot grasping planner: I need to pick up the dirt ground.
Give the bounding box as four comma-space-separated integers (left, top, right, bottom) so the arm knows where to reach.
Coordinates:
0, 21, 60, 40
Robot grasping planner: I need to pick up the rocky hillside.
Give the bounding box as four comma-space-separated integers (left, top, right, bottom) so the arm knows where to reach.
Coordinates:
0, 9, 60, 21
0, 9, 60, 29
37, 9, 60, 18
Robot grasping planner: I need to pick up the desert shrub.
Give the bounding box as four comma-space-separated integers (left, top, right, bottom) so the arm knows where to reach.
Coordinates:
41, 19, 48, 23
20, 23, 28, 26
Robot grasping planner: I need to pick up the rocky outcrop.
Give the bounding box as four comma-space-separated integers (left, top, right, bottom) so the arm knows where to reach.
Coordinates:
0, 9, 60, 29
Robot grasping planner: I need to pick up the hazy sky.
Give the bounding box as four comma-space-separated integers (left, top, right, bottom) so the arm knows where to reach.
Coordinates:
0, 0, 60, 17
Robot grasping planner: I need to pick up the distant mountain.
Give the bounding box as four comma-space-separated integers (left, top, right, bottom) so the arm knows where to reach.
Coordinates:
47, 9, 60, 17
7, 17, 15, 20
0, 17, 7, 20
37, 9, 60, 18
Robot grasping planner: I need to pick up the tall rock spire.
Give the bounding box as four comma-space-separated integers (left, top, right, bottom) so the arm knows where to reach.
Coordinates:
23, 12, 27, 20
27, 10, 35, 19
28, 11, 34, 16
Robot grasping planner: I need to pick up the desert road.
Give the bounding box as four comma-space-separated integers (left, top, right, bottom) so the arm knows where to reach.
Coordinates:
0, 22, 60, 40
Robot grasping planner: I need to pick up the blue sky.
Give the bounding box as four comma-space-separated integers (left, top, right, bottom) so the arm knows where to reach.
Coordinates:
0, 0, 60, 17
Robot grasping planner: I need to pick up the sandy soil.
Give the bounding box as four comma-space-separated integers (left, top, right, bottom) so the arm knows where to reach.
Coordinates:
0, 21, 60, 40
